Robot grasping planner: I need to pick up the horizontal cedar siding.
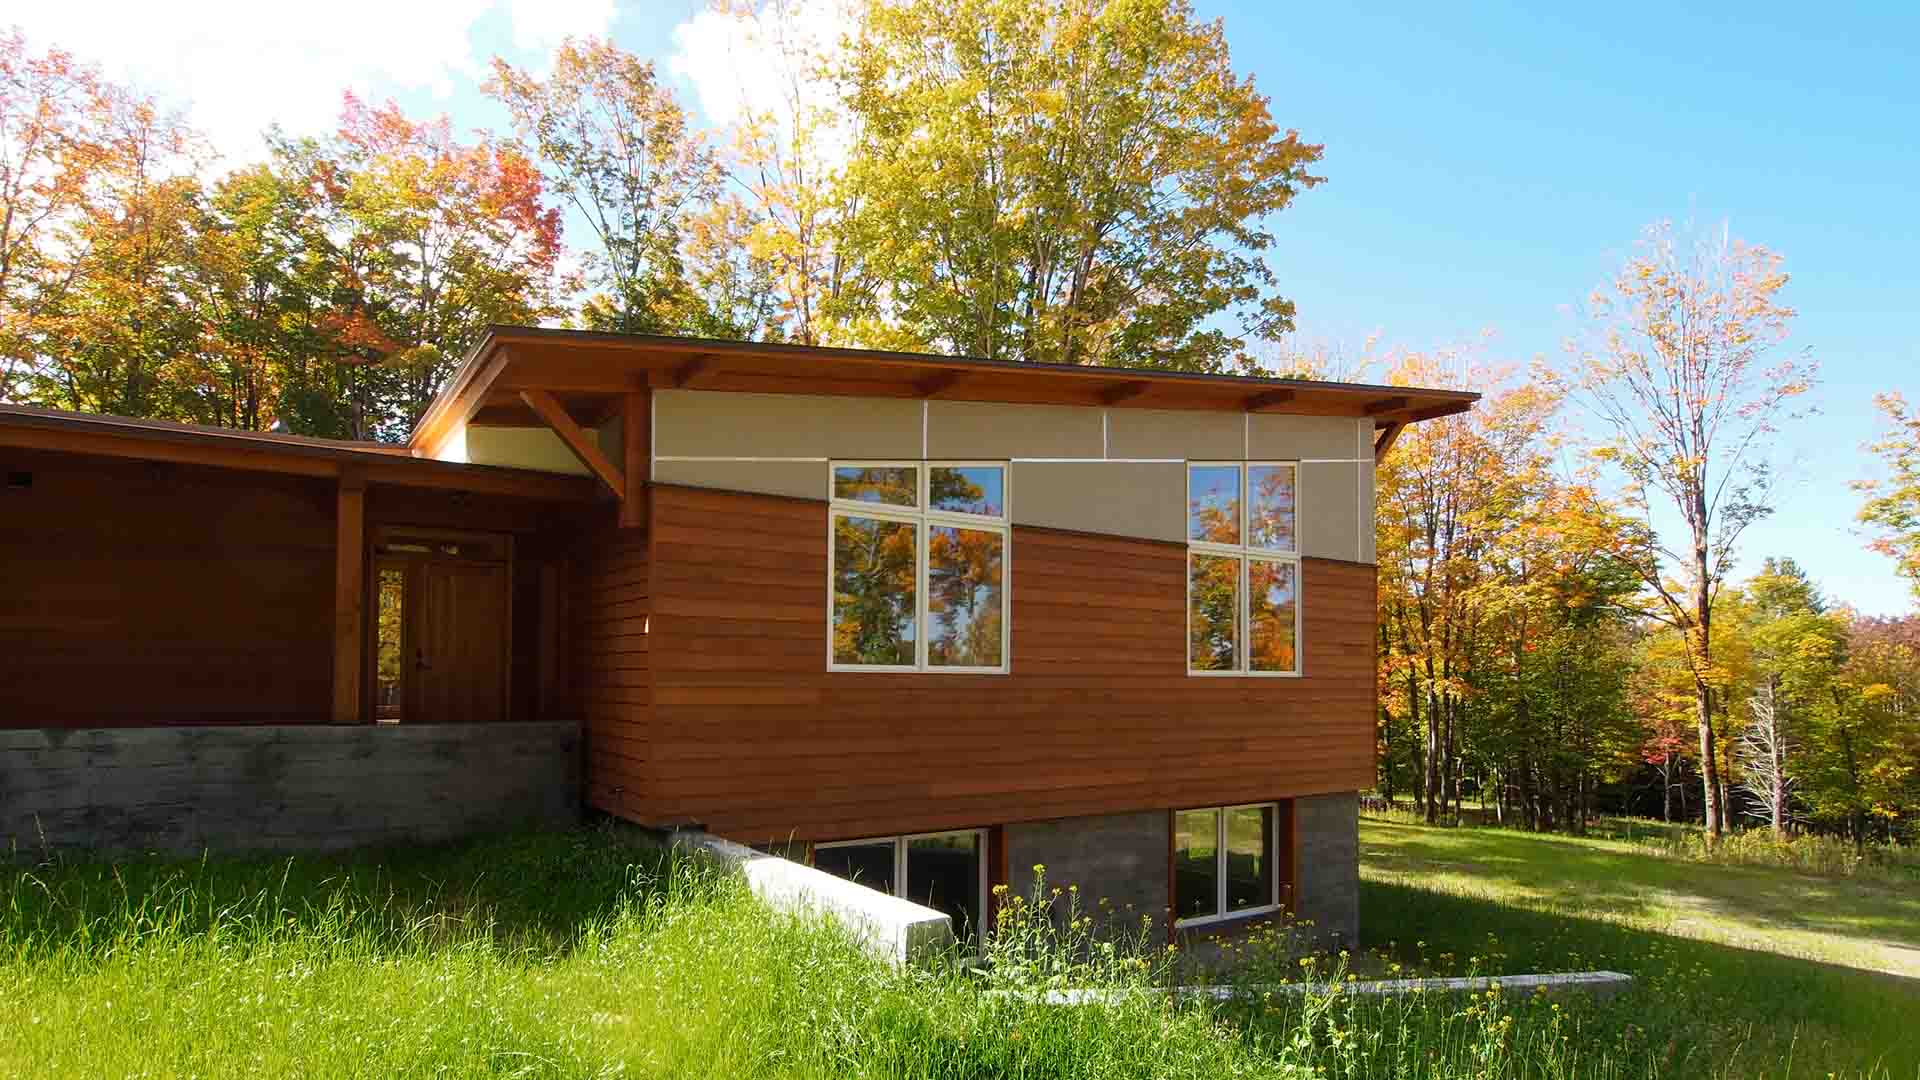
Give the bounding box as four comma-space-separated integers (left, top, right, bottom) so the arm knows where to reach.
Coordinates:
0, 449, 336, 727
646, 484, 1376, 844
570, 515, 650, 823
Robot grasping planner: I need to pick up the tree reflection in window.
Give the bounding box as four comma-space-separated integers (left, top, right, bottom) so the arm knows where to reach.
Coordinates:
1188, 462, 1300, 675
1249, 558, 1297, 672
1189, 553, 1239, 670
832, 515, 917, 665
929, 525, 1003, 666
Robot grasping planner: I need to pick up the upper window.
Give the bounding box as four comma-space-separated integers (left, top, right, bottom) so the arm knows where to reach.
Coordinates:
1187, 463, 1300, 676
830, 462, 1008, 672
1173, 802, 1280, 926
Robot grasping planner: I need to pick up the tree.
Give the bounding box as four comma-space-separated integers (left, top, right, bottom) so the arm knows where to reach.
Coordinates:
0, 29, 109, 399
305, 95, 564, 439
1857, 392, 1920, 601
487, 38, 722, 334
834, 0, 1323, 369
1572, 220, 1816, 840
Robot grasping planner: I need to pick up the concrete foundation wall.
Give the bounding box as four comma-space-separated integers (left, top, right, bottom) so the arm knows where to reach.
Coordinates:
1003, 793, 1361, 950
1005, 810, 1170, 932
1294, 791, 1360, 947
0, 722, 580, 855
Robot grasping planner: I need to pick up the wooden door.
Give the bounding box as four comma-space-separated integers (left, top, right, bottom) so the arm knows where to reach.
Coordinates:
413, 561, 510, 723
369, 529, 512, 724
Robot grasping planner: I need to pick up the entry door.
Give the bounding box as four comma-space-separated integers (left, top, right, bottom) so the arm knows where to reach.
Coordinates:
414, 561, 510, 723
371, 530, 512, 723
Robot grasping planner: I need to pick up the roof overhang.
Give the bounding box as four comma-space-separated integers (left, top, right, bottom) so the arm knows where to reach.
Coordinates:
411, 326, 1481, 457
0, 405, 599, 501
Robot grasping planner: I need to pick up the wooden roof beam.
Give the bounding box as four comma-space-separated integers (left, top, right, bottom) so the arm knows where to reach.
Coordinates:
915, 370, 965, 398
1363, 395, 1411, 416
519, 389, 625, 499
671, 355, 710, 388
1099, 380, 1151, 406
1243, 388, 1296, 412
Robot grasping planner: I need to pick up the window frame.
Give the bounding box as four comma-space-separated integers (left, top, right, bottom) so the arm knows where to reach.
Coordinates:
1172, 801, 1282, 929
1184, 461, 1303, 678
827, 460, 1011, 674
813, 828, 991, 946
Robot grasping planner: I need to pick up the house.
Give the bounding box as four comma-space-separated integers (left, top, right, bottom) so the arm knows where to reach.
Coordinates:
0, 326, 1475, 947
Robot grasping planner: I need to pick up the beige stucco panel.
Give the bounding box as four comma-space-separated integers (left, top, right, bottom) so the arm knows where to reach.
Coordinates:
1104, 408, 1245, 460
927, 401, 1103, 459
654, 389, 923, 459
464, 425, 594, 476
653, 458, 825, 501
1300, 460, 1362, 563
1011, 461, 1185, 543
1248, 414, 1367, 461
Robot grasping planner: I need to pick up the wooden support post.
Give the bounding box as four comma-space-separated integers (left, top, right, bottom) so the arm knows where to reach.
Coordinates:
331, 472, 366, 725
620, 389, 649, 530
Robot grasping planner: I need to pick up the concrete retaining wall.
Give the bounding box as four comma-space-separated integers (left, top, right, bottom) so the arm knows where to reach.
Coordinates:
673, 830, 955, 966
1295, 791, 1360, 948
0, 722, 580, 855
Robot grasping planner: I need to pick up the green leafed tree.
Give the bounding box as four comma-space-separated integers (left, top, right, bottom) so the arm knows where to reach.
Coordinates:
833, 0, 1323, 369
1857, 392, 1920, 601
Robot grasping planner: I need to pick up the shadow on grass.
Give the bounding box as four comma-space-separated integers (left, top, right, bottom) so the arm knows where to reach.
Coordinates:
1362, 879, 1920, 1078
1, 821, 678, 959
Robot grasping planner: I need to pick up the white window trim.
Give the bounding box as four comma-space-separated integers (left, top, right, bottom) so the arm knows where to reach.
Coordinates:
827, 460, 1011, 674
814, 828, 991, 945
1172, 801, 1283, 929
1185, 461, 1304, 677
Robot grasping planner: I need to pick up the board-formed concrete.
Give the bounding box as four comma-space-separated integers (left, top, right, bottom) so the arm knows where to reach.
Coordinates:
1005, 810, 1172, 932
1294, 791, 1360, 947
0, 722, 580, 855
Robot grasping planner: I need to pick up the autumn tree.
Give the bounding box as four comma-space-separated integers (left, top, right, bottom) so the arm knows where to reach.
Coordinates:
834, 0, 1322, 369
1572, 220, 1816, 840
303, 96, 563, 438
1857, 392, 1920, 600
488, 38, 722, 334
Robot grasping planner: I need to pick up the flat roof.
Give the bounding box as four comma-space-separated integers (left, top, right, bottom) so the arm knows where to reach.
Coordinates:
412, 325, 1480, 453
0, 404, 598, 500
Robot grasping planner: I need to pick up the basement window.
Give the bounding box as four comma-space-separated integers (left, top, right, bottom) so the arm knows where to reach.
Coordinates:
828, 462, 1008, 673
1187, 463, 1301, 676
814, 830, 988, 944
1173, 803, 1279, 927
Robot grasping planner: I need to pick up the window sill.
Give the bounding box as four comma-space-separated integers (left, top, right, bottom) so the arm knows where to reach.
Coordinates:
827, 665, 1011, 675
1174, 902, 1283, 932
1185, 670, 1303, 679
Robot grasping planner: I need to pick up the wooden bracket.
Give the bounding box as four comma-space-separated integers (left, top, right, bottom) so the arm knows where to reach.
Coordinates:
1373, 421, 1407, 462
1099, 380, 1151, 406
519, 389, 625, 499
1363, 395, 1411, 416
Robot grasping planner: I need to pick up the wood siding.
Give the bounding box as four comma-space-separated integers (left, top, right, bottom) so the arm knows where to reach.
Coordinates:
570, 513, 650, 823
632, 484, 1376, 844
0, 449, 336, 726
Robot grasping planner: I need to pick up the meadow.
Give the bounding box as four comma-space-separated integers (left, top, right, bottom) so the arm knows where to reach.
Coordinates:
0, 817, 1913, 1079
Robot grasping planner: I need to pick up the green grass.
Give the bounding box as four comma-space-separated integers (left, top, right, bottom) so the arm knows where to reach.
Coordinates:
1, 822, 1914, 1078
1361, 815, 1920, 1078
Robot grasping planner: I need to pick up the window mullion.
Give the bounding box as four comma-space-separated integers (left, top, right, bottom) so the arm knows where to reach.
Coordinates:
1216, 811, 1229, 918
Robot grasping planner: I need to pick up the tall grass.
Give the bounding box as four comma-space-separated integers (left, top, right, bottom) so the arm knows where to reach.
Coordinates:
1, 829, 1907, 1078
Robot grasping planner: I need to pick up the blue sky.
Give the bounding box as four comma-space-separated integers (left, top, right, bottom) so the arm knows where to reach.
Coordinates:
19, 1, 1918, 612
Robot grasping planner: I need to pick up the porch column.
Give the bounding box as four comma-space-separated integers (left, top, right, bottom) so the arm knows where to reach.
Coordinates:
331, 471, 366, 724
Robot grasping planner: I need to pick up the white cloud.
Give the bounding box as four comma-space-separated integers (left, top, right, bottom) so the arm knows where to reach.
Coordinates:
12, 0, 615, 166
666, 0, 856, 162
